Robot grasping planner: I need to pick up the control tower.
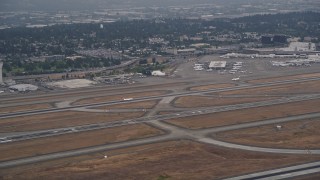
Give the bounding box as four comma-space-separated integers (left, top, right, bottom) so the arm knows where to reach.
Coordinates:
0, 61, 3, 84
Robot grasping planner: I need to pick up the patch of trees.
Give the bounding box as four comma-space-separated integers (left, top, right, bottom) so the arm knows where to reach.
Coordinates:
1, 12, 318, 44
3, 57, 121, 76
230, 11, 320, 37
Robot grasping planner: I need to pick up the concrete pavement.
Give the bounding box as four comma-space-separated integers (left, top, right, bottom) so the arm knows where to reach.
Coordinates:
223, 161, 320, 180
198, 138, 320, 155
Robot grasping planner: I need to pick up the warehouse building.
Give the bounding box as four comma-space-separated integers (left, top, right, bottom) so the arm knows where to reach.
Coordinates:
209, 61, 227, 70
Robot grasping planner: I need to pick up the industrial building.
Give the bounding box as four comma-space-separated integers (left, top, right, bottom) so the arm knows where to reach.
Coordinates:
281, 42, 316, 52
209, 61, 227, 70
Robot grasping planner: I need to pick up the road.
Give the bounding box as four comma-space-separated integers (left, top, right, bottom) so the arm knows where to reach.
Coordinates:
9, 59, 140, 82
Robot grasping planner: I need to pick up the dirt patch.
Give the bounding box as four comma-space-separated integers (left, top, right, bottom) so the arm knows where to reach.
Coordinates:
219, 80, 320, 96
48, 79, 97, 89
94, 100, 160, 110
214, 119, 320, 149
0, 111, 145, 132
0, 124, 163, 162
173, 95, 275, 108
167, 99, 320, 129
2, 141, 319, 180
189, 83, 234, 91
73, 90, 169, 105
0, 103, 52, 114
249, 72, 320, 84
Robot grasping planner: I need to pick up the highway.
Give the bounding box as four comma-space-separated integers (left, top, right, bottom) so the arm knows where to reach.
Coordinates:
8, 58, 140, 82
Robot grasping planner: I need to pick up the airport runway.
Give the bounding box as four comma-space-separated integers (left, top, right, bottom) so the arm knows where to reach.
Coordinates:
1, 93, 320, 143
1, 112, 320, 169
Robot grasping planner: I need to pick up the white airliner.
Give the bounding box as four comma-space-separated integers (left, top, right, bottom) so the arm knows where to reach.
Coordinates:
0, 137, 12, 143
232, 77, 240, 81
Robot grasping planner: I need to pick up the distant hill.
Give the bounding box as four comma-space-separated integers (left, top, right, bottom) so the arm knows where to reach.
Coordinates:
1, 0, 320, 12
1, 0, 215, 11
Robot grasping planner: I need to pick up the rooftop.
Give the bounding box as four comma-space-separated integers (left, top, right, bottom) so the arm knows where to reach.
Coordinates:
209, 61, 227, 68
